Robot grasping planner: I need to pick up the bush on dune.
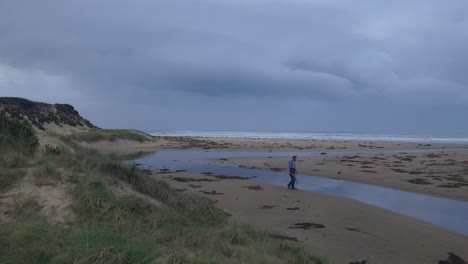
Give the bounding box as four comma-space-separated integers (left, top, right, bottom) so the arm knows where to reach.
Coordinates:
0, 115, 36, 192
0, 115, 38, 153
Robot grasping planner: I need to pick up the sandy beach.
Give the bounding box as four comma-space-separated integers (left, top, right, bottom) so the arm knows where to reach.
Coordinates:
212, 149, 468, 202
92, 137, 468, 201
88, 136, 465, 153
157, 171, 468, 264
87, 136, 468, 263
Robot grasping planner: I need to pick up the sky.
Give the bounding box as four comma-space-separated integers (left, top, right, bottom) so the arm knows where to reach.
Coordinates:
1, 0, 468, 136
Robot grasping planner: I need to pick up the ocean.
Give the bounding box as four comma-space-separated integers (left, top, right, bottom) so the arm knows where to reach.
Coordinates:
149, 131, 468, 144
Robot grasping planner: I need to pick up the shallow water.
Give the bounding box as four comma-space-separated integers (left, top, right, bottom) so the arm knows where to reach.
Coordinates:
130, 149, 468, 236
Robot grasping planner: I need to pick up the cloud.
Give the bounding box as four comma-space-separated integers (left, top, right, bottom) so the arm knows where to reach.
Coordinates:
0, 63, 80, 102
0, 0, 467, 134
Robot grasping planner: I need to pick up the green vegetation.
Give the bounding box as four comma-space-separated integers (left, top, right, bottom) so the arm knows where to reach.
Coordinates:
33, 161, 62, 186
0, 114, 39, 153
0, 166, 25, 192
54, 103, 95, 128
0, 115, 35, 191
66, 129, 156, 143
109, 151, 157, 161
0, 97, 96, 130
10, 196, 43, 222
0, 115, 326, 263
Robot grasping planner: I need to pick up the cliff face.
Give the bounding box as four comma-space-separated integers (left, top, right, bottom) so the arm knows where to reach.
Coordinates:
0, 97, 97, 132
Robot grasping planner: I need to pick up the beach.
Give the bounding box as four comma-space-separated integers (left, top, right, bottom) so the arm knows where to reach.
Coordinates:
161, 171, 468, 264
212, 148, 468, 202
94, 136, 468, 202
88, 136, 468, 264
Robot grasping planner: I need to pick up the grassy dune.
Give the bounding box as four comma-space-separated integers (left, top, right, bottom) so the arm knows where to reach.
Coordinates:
66, 129, 156, 143
0, 115, 36, 191
0, 97, 96, 130
0, 116, 327, 264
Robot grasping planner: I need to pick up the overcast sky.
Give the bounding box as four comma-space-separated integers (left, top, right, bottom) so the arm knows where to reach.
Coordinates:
1, 0, 467, 136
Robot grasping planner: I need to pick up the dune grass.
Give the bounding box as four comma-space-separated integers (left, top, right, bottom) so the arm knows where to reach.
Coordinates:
0, 128, 327, 263
0, 115, 38, 153
33, 161, 62, 186
0, 149, 30, 192
0, 116, 35, 191
10, 196, 43, 222
0, 167, 25, 192
66, 129, 156, 143
0, 97, 96, 130
109, 150, 157, 161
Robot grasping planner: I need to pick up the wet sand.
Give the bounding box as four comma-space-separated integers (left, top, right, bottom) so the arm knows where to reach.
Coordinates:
213, 149, 468, 202
90, 136, 468, 201
158, 171, 468, 264
83, 136, 463, 153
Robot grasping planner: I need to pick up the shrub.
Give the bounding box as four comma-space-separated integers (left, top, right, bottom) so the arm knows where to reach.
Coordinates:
0, 115, 39, 153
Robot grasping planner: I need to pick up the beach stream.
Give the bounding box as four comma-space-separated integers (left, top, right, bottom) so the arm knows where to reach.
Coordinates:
130, 149, 468, 236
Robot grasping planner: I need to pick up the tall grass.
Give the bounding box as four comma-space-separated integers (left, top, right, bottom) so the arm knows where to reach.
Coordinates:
0, 222, 154, 264
98, 162, 227, 226
0, 149, 29, 191
109, 151, 156, 161
0, 133, 327, 264
33, 162, 62, 186
0, 115, 38, 153
69, 175, 326, 263
11, 196, 43, 222
0, 116, 34, 191
66, 129, 155, 143
0, 167, 25, 192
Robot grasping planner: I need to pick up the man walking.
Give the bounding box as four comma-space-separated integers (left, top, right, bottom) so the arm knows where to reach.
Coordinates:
288, 155, 297, 190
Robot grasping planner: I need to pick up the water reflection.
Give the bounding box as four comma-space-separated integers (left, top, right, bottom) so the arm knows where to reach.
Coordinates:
131, 150, 468, 236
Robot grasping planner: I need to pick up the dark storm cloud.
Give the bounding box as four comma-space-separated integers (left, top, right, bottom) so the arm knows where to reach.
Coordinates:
0, 1, 365, 97
0, 0, 467, 133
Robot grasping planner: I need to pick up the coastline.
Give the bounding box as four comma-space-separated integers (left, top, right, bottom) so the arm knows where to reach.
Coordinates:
89, 136, 468, 201
211, 149, 468, 202
82, 137, 468, 201
85, 136, 468, 263
150, 131, 468, 144
87, 135, 468, 153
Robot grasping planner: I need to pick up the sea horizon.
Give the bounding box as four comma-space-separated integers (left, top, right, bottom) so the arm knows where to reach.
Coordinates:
149, 131, 468, 144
